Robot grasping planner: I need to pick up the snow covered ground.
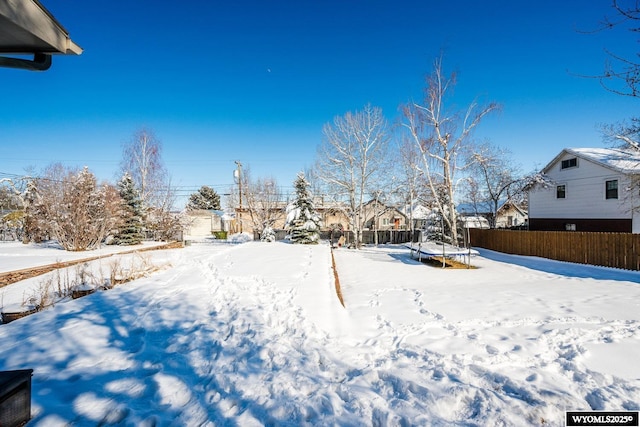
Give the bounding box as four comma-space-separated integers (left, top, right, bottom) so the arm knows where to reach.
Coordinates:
0, 241, 168, 274
0, 240, 639, 426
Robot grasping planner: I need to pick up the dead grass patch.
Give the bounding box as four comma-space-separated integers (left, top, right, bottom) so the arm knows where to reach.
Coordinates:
420, 256, 477, 269
330, 249, 345, 308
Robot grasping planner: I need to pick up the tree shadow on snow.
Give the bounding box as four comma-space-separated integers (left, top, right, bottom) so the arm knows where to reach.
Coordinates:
0, 284, 287, 425
387, 252, 425, 265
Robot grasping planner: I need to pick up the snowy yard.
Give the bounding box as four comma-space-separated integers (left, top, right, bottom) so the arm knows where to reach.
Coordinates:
0, 240, 639, 426
0, 241, 169, 275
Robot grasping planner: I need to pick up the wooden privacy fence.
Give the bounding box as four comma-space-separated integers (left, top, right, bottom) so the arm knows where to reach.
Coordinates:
469, 229, 640, 271
260, 230, 418, 245
321, 230, 418, 245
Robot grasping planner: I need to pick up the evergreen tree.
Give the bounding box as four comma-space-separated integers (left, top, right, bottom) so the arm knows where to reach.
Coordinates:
186, 185, 221, 210
23, 178, 46, 243
260, 226, 276, 242
287, 172, 321, 244
115, 173, 144, 245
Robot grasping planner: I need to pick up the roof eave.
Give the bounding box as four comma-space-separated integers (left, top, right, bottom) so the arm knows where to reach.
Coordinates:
542, 148, 640, 176
0, 0, 82, 56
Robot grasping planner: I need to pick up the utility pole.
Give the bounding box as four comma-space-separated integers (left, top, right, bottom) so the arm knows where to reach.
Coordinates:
234, 161, 243, 233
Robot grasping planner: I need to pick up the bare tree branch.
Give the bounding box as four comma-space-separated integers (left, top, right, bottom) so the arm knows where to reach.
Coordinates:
402, 56, 500, 244
120, 128, 169, 211
315, 104, 390, 248
579, 0, 640, 97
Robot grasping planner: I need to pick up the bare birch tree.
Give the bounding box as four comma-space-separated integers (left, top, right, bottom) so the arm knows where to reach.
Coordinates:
402, 57, 499, 245
120, 128, 168, 211
316, 104, 390, 248
464, 142, 525, 228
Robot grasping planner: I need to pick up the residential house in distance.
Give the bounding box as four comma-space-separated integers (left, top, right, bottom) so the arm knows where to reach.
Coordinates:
495, 202, 528, 229
314, 198, 351, 232
456, 201, 495, 229
233, 198, 409, 237
361, 199, 408, 230
459, 215, 490, 229
234, 198, 352, 237
457, 201, 491, 220
402, 203, 431, 230
528, 147, 640, 233
457, 201, 527, 229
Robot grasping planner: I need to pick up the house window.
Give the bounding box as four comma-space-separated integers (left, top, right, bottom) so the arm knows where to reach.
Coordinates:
561, 158, 577, 169
565, 223, 576, 231
605, 180, 618, 199
556, 184, 566, 199
382, 218, 390, 226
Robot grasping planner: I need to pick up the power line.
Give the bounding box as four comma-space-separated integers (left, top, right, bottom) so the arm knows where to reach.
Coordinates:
0, 171, 28, 179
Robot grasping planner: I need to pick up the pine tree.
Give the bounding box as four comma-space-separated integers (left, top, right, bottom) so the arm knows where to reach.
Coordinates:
260, 226, 276, 242
186, 185, 221, 211
287, 172, 321, 244
115, 173, 144, 245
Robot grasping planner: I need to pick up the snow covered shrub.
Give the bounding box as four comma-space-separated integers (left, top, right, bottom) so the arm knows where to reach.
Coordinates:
145, 207, 184, 242
228, 232, 253, 243
0, 210, 24, 242
260, 226, 276, 242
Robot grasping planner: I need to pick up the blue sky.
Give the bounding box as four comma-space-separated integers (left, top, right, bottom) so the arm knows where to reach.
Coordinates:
1, 1, 637, 207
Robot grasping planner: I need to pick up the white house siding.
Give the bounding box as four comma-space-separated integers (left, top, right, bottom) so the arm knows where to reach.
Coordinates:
529, 152, 633, 221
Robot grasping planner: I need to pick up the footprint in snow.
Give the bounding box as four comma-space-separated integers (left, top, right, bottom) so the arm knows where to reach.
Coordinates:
485, 345, 499, 355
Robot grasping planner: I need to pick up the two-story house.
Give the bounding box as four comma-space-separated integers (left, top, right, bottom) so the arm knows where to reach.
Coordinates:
528, 147, 640, 233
